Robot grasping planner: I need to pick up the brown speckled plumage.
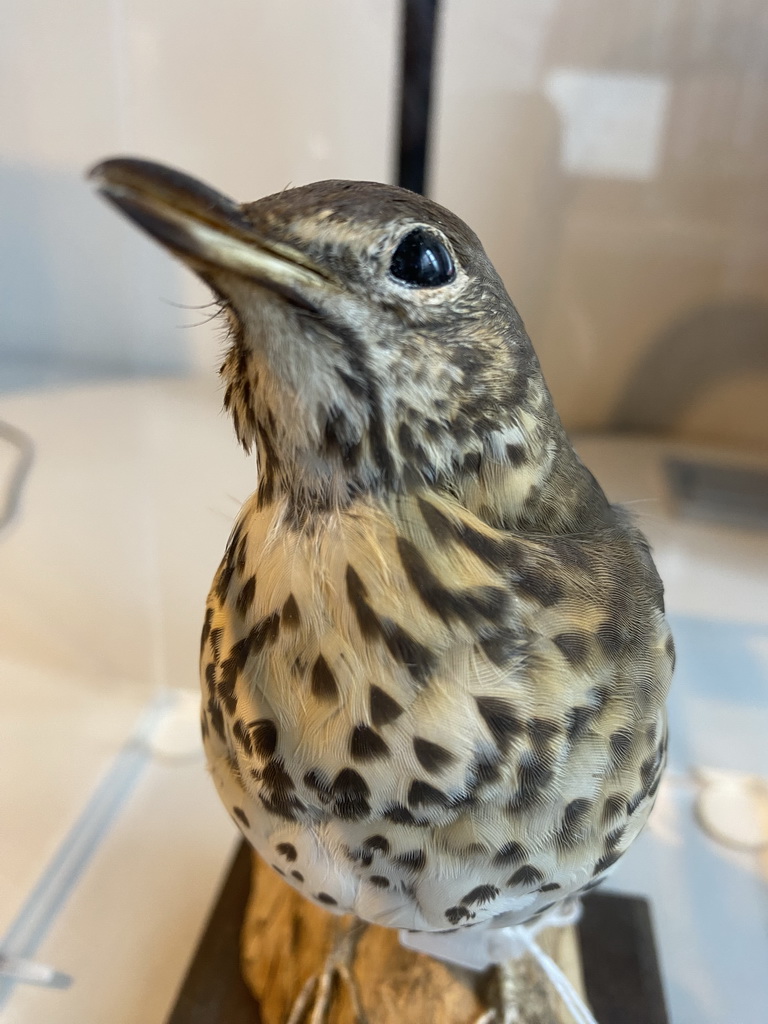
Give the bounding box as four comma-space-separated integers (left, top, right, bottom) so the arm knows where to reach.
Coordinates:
91, 158, 673, 940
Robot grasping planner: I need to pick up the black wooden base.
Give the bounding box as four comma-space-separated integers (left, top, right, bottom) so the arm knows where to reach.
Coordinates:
578, 885, 668, 1023
166, 842, 668, 1024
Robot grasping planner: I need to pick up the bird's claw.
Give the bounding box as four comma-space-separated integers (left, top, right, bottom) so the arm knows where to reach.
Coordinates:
472, 1011, 498, 1024
284, 919, 368, 1024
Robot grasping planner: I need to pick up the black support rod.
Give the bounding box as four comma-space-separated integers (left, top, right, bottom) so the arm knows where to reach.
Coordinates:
396, 0, 441, 196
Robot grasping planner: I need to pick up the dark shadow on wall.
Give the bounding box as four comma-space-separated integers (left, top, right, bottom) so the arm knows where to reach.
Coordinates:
610, 301, 768, 440
0, 161, 190, 393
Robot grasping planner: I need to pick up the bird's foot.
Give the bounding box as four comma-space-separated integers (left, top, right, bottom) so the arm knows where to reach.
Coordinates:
285, 918, 368, 1024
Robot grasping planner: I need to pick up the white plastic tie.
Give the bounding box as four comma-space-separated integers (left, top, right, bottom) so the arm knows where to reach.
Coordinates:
400, 899, 599, 1024
488, 901, 598, 1024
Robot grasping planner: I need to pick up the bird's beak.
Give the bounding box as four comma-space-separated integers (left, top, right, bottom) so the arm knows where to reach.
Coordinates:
88, 157, 329, 312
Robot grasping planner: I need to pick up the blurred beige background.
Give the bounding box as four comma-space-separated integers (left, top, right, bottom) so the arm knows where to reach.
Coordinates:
2, 0, 767, 450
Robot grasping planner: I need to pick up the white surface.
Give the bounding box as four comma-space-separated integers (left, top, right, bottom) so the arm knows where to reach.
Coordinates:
544, 69, 670, 179
0, 377, 250, 1021
3, 756, 236, 1024
1, 380, 767, 1022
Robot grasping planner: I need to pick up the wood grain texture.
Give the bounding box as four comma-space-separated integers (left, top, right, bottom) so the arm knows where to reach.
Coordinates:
241, 852, 589, 1024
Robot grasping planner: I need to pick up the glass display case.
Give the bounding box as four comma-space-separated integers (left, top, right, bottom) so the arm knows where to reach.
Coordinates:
2, 4, 767, 1022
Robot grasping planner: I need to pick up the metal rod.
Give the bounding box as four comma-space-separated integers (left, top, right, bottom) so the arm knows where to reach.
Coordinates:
396, 0, 441, 195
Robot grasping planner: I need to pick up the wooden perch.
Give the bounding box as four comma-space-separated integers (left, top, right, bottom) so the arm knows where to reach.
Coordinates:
241, 853, 590, 1024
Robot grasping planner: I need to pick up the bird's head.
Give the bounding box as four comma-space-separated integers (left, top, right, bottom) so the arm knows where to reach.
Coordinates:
90, 159, 604, 531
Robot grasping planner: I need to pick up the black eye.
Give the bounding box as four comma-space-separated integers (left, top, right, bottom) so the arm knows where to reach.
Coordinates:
389, 229, 456, 288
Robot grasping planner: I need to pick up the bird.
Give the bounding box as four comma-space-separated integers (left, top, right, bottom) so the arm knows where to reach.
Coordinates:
89, 157, 674, 1022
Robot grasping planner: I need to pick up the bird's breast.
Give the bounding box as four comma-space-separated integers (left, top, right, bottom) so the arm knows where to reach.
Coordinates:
199, 489, 673, 929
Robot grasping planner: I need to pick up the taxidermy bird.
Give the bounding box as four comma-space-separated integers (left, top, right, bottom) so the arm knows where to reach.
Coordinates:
90, 157, 674, 1022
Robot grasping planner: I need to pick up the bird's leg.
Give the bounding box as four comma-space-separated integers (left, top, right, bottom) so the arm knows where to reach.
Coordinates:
474, 955, 557, 1024
285, 917, 369, 1024
494, 958, 527, 1024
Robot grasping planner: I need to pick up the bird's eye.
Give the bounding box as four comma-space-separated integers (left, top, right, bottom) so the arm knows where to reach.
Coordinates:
389, 229, 456, 288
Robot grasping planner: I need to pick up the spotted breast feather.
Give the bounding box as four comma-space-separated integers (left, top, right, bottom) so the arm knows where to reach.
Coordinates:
200, 489, 672, 933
